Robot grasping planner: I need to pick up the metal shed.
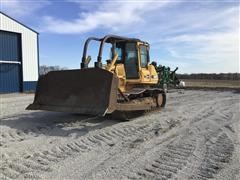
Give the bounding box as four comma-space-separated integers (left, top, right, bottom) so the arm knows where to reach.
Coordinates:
0, 12, 39, 93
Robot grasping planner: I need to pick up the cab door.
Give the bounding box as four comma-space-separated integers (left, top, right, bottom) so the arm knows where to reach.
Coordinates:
139, 44, 149, 69
138, 43, 153, 84
124, 43, 139, 79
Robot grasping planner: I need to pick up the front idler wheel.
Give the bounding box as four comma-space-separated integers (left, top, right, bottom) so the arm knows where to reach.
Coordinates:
156, 93, 166, 107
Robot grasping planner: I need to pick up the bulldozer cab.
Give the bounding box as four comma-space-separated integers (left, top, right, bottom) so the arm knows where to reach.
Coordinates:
81, 35, 155, 84
114, 42, 140, 79
80, 35, 159, 92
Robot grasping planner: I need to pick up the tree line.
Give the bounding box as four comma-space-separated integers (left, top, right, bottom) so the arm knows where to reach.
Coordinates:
39, 65, 68, 75
177, 73, 240, 80
40, 65, 239, 80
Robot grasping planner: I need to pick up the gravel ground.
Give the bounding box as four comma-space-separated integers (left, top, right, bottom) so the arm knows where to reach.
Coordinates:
0, 90, 239, 180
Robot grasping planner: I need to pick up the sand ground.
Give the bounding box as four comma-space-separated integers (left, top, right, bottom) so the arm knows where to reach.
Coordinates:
0, 90, 239, 179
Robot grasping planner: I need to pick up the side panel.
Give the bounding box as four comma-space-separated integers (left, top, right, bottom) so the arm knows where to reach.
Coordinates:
23, 81, 37, 92
0, 63, 21, 93
0, 31, 20, 61
0, 30, 22, 93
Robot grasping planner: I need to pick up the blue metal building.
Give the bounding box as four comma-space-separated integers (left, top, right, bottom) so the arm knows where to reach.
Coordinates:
0, 12, 39, 93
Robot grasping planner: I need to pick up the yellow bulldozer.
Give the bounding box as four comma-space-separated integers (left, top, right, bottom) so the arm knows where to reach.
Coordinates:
27, 35, 166, 117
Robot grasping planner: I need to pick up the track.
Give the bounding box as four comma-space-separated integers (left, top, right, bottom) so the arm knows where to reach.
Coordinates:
0, 90, 239, 179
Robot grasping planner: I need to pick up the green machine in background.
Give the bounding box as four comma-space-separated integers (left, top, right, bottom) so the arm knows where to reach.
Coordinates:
151, 62, 183, 92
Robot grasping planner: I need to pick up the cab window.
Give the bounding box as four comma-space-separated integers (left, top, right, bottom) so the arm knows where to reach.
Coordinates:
114, 43, 124, 63
115, 47, 123, 61
124, 43, 139, 79
140, 45, 148, 67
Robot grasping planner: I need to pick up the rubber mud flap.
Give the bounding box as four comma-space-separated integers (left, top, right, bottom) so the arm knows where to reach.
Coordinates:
27, 68, 118, 116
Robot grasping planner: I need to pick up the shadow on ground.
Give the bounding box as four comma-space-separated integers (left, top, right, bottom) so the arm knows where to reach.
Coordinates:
0, 111, 127, 138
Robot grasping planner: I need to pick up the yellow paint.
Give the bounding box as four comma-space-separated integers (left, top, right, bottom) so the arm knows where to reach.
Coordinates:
106, 54, 118, 71
105, 42, 159, 92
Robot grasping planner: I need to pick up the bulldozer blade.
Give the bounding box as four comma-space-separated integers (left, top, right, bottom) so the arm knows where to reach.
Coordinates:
27, 68, 118, 116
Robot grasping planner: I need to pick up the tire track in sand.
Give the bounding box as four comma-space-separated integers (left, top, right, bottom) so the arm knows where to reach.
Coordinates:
136, 137, 196, 179
0, 124, 148, 179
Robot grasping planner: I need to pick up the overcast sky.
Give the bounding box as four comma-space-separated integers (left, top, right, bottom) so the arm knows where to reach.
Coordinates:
1, 0, 239, 73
